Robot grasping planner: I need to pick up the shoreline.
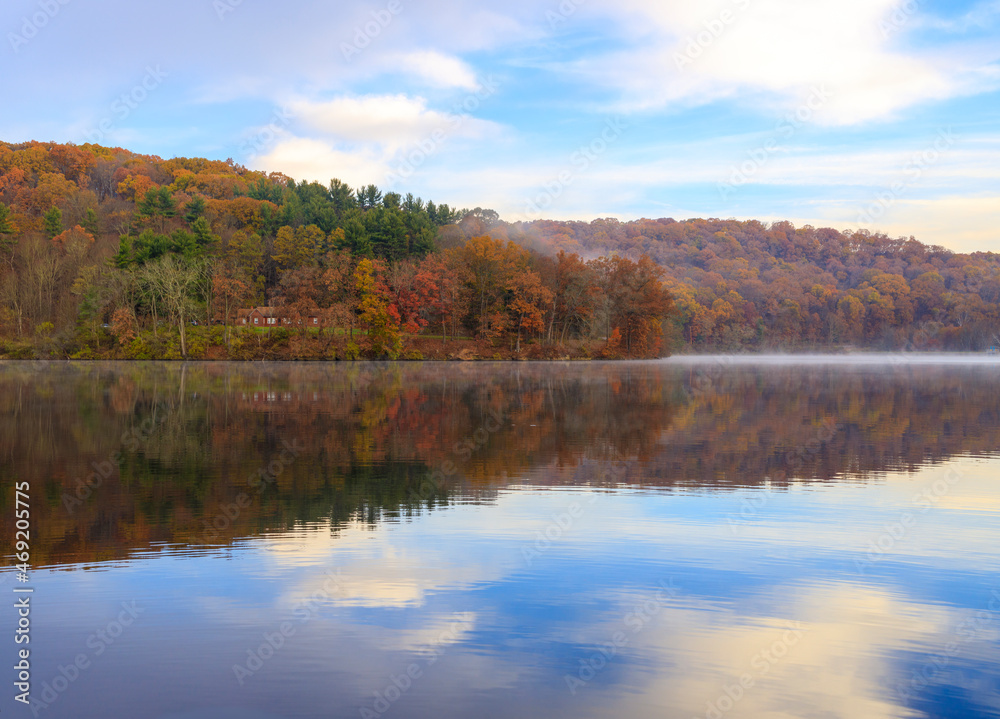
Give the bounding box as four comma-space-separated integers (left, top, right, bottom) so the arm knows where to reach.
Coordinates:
2, 351, 996, 363
4, 327, 996, 363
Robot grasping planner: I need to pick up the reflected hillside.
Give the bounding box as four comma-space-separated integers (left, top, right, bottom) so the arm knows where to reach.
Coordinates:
648, 360, 1000, 487
0, 361, 676, 567
1, 359, 998, 567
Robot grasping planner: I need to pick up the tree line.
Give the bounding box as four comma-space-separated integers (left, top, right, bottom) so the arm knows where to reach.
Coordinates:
0, 141, 672, 359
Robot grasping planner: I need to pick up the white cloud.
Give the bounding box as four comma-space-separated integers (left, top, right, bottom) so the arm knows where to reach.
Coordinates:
709, 133, 1000, 189
290, 94, 496, 151
572, 0, 999, 124
396, 50, 480, 90
253, 135, 392, 187
250, 92, 504, 187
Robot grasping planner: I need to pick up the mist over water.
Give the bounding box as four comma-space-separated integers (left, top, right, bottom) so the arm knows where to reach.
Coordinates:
1, 359, 998, 718
665, 351, 1000, 365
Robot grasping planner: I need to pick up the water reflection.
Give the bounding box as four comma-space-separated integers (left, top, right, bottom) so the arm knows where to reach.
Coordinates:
2, 359, 999, 566
0, 358, 998, 718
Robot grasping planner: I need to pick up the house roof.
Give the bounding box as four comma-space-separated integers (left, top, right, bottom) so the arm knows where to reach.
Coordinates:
236, 307, 280, 317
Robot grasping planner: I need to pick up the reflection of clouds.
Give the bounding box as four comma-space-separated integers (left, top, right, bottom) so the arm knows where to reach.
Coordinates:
878, 458, 1000, 506
932, 494, 1000, 515
182, 464, 1000, 718
709, 457, 1000, 571
247, 458, 1000, 613
192, 520, 509, 628
607, 582, 968, 719
270, 522, 512, 609
377, 612, 478, 655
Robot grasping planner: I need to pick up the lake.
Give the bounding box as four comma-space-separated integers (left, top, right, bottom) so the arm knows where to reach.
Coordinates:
1, 357, 999, 719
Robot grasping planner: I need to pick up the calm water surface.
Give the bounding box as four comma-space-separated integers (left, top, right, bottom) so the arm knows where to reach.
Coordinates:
1, 357, 999, 718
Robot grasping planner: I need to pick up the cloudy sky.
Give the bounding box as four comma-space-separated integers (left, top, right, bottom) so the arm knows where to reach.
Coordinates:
3, 0, 999, 251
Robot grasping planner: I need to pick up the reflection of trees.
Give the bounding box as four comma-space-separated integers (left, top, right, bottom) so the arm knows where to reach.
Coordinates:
1, 361, 998, 567
652, 362, 1000, 488
0, 362, 679, 566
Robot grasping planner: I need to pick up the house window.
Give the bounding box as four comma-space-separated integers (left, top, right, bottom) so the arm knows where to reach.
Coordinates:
313, 318, 318, 325
254, 318, 259, 325
268, 317, 276, 325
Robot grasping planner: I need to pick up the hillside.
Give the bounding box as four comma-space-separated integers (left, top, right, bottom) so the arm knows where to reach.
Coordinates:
0, 140, 997, 359
505, 218, 1000, 350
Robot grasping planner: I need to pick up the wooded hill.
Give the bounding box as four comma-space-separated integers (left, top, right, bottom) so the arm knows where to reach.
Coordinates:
511, 218, 1000, 351
0, 140, 996, 359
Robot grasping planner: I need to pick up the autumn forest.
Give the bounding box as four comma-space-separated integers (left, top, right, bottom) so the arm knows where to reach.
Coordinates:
1, 140, 998, 360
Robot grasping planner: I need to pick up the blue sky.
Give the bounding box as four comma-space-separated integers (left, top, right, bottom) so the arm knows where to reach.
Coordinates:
2, 0, 999, 252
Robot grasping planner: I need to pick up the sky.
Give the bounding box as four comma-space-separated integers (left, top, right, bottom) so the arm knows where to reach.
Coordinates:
2, 0, 999, 253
